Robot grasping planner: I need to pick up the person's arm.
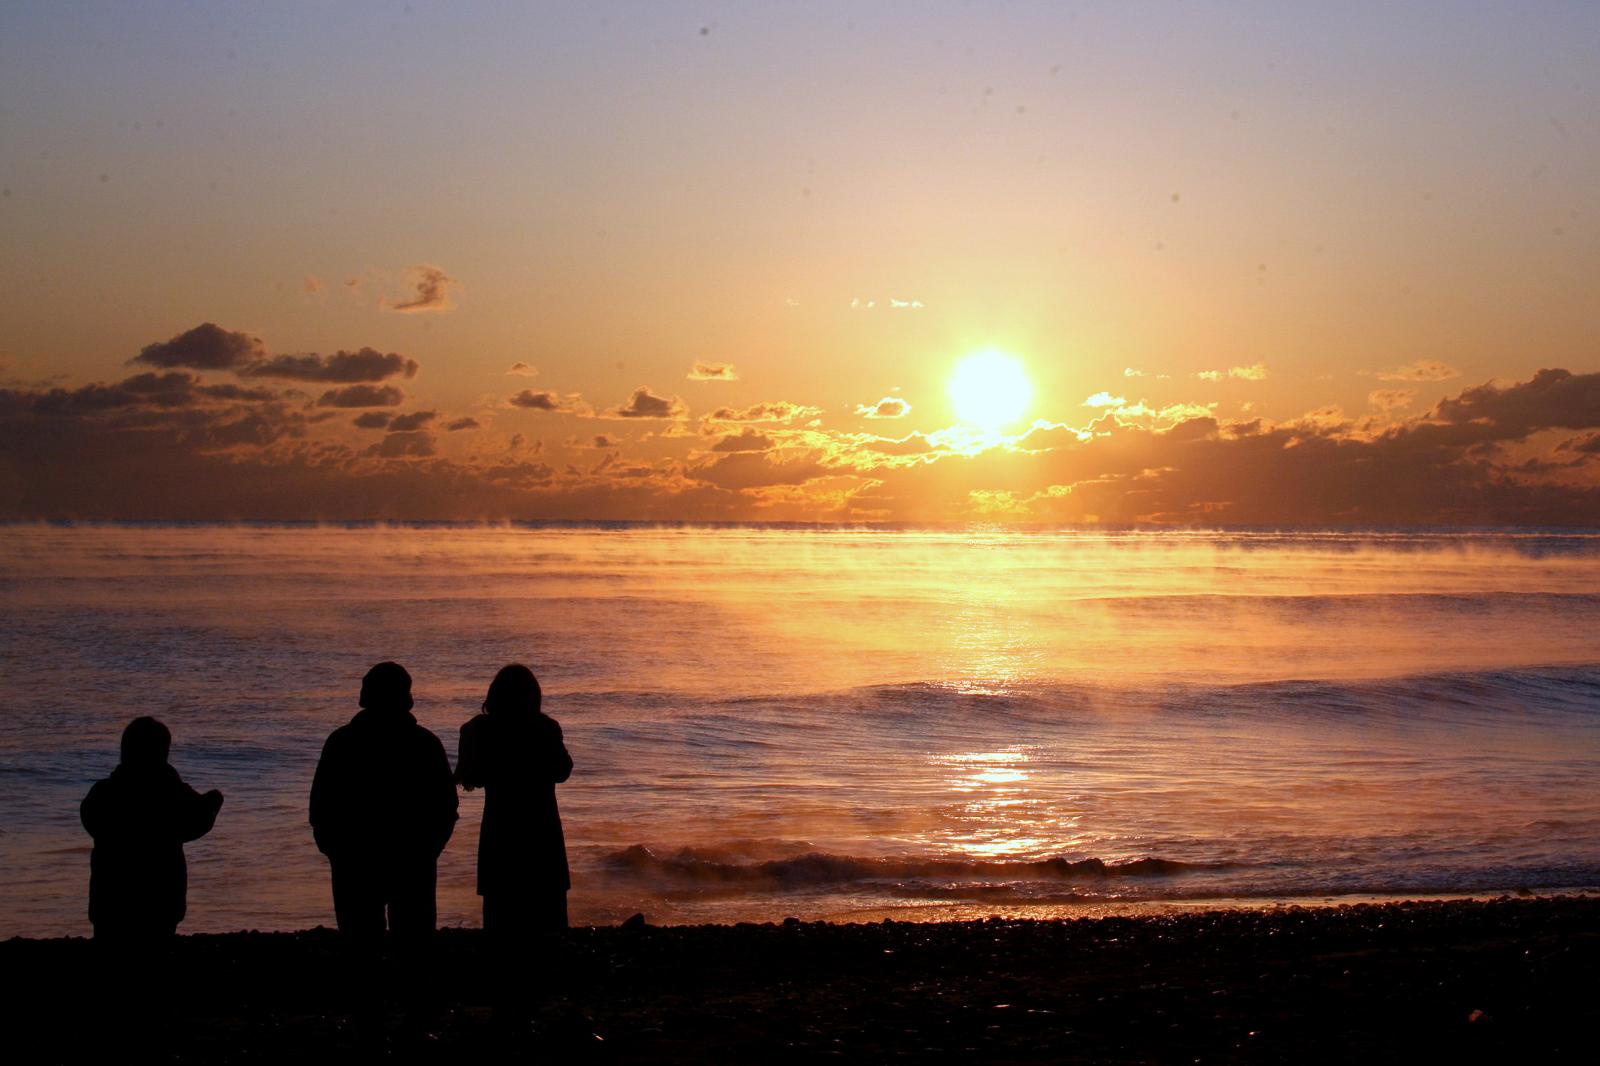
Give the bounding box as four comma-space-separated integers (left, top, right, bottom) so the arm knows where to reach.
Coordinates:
455, 716, 488, 791
80, 781, 109, 839
308, 736, 340, 856
427, 732, 459, 857
542, 717, 574, 784
175, 781, 223, 843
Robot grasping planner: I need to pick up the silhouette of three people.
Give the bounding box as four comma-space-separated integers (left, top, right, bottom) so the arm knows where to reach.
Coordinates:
82, 661, 574, 956
80, 716, 224, 943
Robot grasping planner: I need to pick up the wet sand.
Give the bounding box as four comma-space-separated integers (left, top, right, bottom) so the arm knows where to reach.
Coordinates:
4, 896, 1596, 1063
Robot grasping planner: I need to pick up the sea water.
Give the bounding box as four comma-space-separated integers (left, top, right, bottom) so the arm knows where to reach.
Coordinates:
1, 524, 1597, 936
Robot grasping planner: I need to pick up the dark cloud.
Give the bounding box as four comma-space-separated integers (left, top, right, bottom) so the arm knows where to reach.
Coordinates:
710, 429, 774, 452
387, 410, 438, 432
367, 430, 437, 459
385, 264, 458, 314
1429, 368, 1600, 440
20, 371, 206, 414
508, 362, 537, 377
609, 387, 687, 419
243, 348, 418, 382
445, 417, 481, 432
132, 323, 265, 371
316, 384, 404, 408
199, 383, 279, 402
353, 412, 391, 430
1557, 433, 1600, 455
509, 389, 579, 411
707, 400, 822, 423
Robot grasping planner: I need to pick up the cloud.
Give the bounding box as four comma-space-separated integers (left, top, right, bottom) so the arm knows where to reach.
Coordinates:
688, 362, 738, 381
383, 264, 459, 314
570, 434, 620, 449
243, 348, 418, 382
387, 410, 438, 432
508, 389, 583, 412
1378, 359, 1460, 382
1197, 364, 1268, 382
508, 362, 537, 377
6, 348, 1598, 526
1084, 392, 1126, 408
367, 430, 437, 459
1124, 368, 1146, 378
444, 417, 481, 431
710, 429, 774, 452
1428, 368, 1600, 440
353, 412, 391, 430
316, 384, 404, 408
855, 396, 911, 419
132, 323, 266, 371
609, 387, 687, 419
1368, 389, 1418, 413
198, 383, 279, 402
303, 275, 325, 295
1557, 433, 1600, 455
689, 451, 831, 490
707, 400, 823, 423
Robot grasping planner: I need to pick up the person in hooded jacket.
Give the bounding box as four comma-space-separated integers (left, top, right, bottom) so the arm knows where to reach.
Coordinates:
456, 663, 573, 935
309, 661, 458, 942
80, 716, 224, 942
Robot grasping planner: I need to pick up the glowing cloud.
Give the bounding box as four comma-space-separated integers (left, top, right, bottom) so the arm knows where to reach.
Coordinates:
707, 401, 822, 423
856, 396, 911, 419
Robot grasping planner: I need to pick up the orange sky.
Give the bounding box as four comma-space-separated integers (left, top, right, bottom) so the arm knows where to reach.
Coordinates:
2, 3, 1598, 523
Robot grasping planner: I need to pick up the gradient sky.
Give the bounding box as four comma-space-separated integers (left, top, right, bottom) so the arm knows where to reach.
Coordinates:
2, 1, 1598, 522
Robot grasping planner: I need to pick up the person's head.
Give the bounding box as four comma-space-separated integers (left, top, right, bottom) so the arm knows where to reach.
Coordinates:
484, 663, 541, 717
120, 716, 172, 766
359, 661, 414, 715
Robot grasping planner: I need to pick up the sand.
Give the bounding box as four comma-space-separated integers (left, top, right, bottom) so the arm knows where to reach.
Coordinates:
4, 896, 1596, 1063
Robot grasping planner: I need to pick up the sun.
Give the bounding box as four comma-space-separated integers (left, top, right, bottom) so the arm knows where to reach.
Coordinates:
948, 350, 1032, 431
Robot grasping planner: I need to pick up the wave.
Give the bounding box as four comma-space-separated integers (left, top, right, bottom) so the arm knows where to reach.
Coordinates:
603, 845, 1237, 888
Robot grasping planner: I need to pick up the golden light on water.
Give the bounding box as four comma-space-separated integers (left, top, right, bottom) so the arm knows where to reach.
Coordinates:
948, 350, 1033, 431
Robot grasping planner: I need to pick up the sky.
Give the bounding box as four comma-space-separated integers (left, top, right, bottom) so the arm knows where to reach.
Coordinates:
2, 1, 1598, 523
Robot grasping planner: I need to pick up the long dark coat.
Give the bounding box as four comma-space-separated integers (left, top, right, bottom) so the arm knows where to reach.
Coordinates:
309, 707, 458, 865
81, 762, 220, 932
456, 712, 573, 895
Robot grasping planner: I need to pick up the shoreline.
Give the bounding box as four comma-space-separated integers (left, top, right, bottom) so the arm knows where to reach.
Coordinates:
6, 895, 1596, 1062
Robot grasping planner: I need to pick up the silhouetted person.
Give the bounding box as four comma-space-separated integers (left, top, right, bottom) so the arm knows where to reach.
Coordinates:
457, 664, 574, 934
309, 661, 457, 943
80, 716, 224, 943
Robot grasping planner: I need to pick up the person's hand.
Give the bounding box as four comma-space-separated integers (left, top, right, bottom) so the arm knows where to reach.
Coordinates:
205, 789, 224, 810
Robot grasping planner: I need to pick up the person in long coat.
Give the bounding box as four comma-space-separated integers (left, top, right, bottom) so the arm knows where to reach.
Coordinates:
309, 661, 458, 942
456, 663, 573, 935
81, 716, 224, 942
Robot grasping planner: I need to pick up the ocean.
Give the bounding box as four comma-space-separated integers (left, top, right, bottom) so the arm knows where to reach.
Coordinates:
2, 524, 1598, 936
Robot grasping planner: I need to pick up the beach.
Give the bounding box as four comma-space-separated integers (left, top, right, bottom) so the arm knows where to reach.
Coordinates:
5, 896, 1596, 1063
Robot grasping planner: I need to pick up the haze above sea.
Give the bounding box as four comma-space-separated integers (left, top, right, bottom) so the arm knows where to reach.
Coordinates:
2, 524, 1598, 937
